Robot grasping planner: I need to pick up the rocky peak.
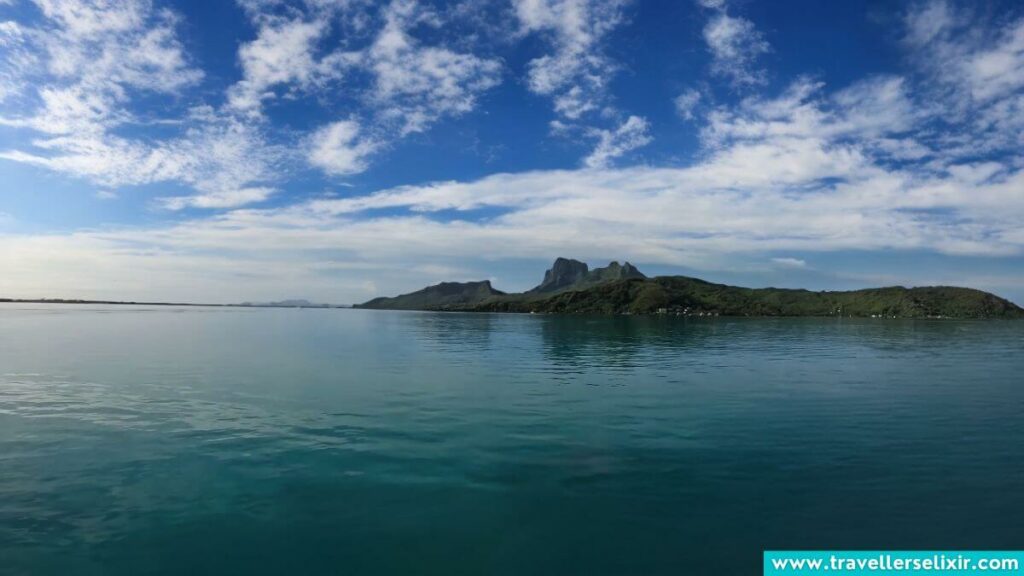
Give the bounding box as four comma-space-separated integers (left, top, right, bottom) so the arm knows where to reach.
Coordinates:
531, 258, 590, 293
616, 261, 645, 278
529, 257, 645, 293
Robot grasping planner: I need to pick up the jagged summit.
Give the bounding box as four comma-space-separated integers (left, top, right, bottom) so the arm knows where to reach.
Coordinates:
530, 257, 590, 293
529, 258, 646, 294
591, 261, 645, 282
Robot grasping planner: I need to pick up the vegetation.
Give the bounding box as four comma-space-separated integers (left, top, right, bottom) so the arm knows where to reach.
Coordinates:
356, 258, 1024, 319
357, 280, 505, 310
472, 277, 1023, 318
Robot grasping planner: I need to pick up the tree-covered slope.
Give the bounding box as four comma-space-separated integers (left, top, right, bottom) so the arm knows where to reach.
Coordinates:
357, 281, 505, 310
471, 277, 1024, 318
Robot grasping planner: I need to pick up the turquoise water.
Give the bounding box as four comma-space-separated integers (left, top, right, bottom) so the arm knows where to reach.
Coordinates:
1, 304, 1023, 575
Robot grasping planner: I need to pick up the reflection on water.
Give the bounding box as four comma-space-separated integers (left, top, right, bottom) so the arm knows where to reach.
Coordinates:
1, 304, 1023, 575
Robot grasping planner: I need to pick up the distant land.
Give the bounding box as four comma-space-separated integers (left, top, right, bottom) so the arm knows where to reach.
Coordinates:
4, 259, 1021, 318
237, 299, 337, 308
356, 258, 1024, 319
0, 298, 347, 309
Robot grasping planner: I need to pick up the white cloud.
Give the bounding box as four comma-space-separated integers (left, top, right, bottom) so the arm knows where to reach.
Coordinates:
7, 56, 1021, 300
964, 19, 1024, 102
34, 0, 202, 93
900, 1, 1024, 159
831, 75, 918, 136
0, 0, 284, 209
0, 20, 35, 104
583, 115, 651, 168
0, 111, 281, 206
224, 0, 374, 118
700, 75, 920, 163
307, 119, 378, 176
674, 88, 702, 120
904, 0, 956, 47
363, 0, 502, 136
702, 10, 770, 87
3, 145, 1023, 302
3, 59, 1024, 300
0, 0, 202, 134
158, 187, 276, 210
905, 2, 1024, 104
227, 17, 328, 116
224, 0, 502, 173
771, 257, 806, 269
513, 0, 654, 167
2, 0, 505, 194
514, 0, 627, 119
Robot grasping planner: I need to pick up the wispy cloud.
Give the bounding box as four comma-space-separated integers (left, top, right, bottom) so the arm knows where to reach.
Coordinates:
771, 257, 807, 269
306, 119, 378, 176
4, 140, 1023, 301
0, 20, 36, 105
698, 0, 770, 87
674, 88, 702, 120
227, 0, 503, 178
583, 115, 651, 168
514, 0, 627, 120
902, 0, 1024, 158
158, 187, 276, 211
512, 0, 651, 166
0, 0, 282, 209
363, 0, 502, 137
905, 0, 1024, 104
2, 106, 283, 210
0, 0, 504, 204
226, 16, 329, 117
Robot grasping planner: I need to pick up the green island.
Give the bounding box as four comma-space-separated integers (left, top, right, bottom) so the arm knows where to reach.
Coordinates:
356, 258, 1024, 319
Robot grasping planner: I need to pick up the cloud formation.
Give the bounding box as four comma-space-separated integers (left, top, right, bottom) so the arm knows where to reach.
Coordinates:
1, 0, 1023, 303
363, 0, 502, 137
226, 0, 505, 180
514, 0, 627, 120
674, 88, 702, 120
307, 119, 378, 176
512, 0, 652, 167
699, 0, 770, 87
0, 0, 280, 208
583, 115, 651, 168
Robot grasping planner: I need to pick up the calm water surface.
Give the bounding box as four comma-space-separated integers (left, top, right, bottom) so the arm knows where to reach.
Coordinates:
1, 304, 1023, 575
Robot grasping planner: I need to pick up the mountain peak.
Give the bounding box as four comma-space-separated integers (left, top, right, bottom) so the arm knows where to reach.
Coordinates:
529, 258, 645, 294
529, 258, 590, 293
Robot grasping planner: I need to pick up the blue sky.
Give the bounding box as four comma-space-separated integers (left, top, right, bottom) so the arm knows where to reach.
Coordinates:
1, 0, 1023, 304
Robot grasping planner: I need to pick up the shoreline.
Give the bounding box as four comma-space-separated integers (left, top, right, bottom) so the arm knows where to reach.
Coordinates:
0, 299, 349, 309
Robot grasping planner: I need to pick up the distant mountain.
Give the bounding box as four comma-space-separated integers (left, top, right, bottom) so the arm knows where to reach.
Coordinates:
356, 258, 1024, 319
239, 299, 330, 308
528, 257, 646, 294
357, 281, 505, 310
354, 259, 639, 311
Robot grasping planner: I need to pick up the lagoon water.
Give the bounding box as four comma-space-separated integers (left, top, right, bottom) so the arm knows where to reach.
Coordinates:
1, 304, 1023, 575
